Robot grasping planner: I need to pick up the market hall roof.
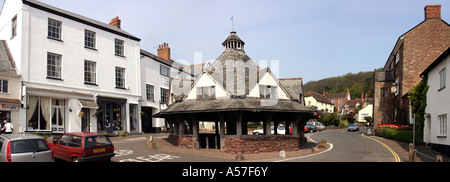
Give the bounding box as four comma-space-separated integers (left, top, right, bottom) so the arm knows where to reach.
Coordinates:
154, 97, 314, 117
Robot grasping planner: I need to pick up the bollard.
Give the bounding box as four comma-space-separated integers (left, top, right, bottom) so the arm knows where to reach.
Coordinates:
279, 150, 286, 158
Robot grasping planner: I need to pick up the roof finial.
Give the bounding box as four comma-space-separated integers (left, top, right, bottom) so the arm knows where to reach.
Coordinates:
231, 16, 235, 31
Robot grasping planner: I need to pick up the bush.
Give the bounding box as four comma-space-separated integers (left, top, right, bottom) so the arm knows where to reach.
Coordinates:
375, 126, 421, 144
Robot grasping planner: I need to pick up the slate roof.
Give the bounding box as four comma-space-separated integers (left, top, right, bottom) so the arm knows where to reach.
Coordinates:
279, 78, 304, 102
0, 40, 17, 76
22, 0, 140, 41
305, 91, 333, 105
154, 97, 314, 117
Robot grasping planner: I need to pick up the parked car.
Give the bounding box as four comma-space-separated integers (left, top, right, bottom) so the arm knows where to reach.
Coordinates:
347, 123, 360, 132
304, 124, 317, 133
0, 134, 53, 162
51, 132, 115, 162
253, 125, 286, 135
306, 121, 326, 131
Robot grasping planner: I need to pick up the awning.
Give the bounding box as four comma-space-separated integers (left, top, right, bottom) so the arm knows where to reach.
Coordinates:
78, 100, 99, 109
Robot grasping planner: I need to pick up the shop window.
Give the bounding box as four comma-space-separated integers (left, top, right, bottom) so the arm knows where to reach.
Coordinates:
0, 111, 11, 123
27, 96, 51, 131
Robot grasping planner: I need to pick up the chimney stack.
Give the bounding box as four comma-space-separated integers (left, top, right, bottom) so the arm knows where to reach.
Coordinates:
425, 5, 441, 20
158, 43, 171, 61
109, 16, 121, 29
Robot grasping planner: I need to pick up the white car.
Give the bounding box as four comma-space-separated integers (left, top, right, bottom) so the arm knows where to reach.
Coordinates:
252, 125, 286, 135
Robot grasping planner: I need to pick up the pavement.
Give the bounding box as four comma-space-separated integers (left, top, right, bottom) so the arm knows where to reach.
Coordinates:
109, 130, 450, 162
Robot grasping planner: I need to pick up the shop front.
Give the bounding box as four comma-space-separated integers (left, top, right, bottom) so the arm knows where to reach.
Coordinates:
0, 99, 21, 134
96, 96, 127, 134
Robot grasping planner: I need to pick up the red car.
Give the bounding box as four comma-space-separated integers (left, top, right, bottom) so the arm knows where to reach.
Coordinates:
50, 132, 115, 162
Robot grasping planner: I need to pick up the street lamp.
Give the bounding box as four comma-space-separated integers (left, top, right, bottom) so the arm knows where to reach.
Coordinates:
391, 83, 398, 94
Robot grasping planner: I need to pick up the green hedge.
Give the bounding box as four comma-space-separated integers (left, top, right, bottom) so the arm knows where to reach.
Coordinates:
375, 127, 422, 144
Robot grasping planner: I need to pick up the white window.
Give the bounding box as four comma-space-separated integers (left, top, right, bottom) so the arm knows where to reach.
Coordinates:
11, 16, 17, 38
146, 84, 154, 102
439, 114, 447, 137
160, 88, 169, 104
440, 68, 446, 90
115, 67, 125, 88
84, 30, 96, 49
47, 52, 62, 79
197, 86, 216, 100
259, 85, 277, 99
160, 65, 170, 77
0, 80, 8, 93
115, 39, 124, 56
84, 60, 96, 84
48, 18, 61, 40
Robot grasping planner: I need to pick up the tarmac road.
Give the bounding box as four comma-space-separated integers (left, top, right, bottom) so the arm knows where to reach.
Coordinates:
281, 128, 399, 162
111, 136, 233, 162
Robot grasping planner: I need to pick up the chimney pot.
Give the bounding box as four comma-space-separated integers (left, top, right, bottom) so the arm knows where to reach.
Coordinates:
425, 5, 441, 20
109, 16, 121, 29
157, 43, 171, 61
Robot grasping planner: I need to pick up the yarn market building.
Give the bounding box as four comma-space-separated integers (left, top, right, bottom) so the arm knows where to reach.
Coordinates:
154, 31, 316, 154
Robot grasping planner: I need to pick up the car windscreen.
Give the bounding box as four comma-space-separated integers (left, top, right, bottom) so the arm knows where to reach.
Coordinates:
11, 139, 50, 154
84, 135, 112, 149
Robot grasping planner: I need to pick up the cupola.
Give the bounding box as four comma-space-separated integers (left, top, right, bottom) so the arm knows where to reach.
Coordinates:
222, 31, 245, 51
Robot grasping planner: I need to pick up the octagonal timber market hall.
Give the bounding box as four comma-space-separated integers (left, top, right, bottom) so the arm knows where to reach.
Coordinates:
153, 31, 316, 154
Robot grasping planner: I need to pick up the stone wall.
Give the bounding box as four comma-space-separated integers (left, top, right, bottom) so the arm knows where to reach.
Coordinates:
168, 134, 194, 149
223, 136, 302, 154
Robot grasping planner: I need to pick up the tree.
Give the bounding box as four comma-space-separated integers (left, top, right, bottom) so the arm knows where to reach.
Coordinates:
408, 75, 429, 142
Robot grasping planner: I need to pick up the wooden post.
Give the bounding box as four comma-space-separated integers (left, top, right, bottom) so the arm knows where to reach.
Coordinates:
235, 111, 244, 137
264, 113, 274, 136
219, 112, 225, 150
190, 114, 199, 149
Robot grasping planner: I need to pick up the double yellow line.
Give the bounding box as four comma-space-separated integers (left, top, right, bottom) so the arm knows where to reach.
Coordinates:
361, 134, 401, 162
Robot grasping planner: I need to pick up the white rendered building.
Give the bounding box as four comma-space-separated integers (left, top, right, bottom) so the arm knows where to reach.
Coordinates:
0, 0, 142, 134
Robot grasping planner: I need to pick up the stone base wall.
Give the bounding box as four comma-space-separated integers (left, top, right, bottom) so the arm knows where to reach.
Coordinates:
168, 134, 194, 149
224, 136, 302, 154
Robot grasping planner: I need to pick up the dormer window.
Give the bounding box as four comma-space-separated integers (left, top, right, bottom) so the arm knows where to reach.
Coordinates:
197, 86, 216, 100
259, 85, 277, 99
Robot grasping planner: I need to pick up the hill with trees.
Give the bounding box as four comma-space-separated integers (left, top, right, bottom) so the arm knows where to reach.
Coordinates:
303, 69, 381, 99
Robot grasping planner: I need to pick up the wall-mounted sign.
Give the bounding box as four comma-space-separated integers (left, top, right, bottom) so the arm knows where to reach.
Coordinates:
0, 104, 19, 111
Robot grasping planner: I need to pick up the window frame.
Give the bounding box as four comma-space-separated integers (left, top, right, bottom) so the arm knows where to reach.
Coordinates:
259, 85, 277, 99
146, 84, 155, 102
48, 18, 62, 41
84, 29, 96, 49
438, 114, 447, 137
11, 16, 17, 39
0, 80, 8, 93
160, 88, 169, 104
84, 60, 97, 85
439, 68, 446, 91
47, 52, 62, 80
115, 67, 125, 89
115, 39, 125, 57
160, 65, 170, 77
196, 86, 216, 100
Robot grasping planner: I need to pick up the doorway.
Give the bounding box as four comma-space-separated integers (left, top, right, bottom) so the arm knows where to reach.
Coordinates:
81, 108, 90, 132
141, 107, 153, 133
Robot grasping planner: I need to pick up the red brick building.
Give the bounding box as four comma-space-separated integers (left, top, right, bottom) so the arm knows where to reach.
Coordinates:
373, 5, 450, 128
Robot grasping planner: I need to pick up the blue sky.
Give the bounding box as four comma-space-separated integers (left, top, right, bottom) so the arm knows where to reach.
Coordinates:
2, 0, 449, 83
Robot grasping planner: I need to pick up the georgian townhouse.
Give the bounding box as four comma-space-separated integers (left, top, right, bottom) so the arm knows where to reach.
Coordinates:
0, 0, 142, 134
